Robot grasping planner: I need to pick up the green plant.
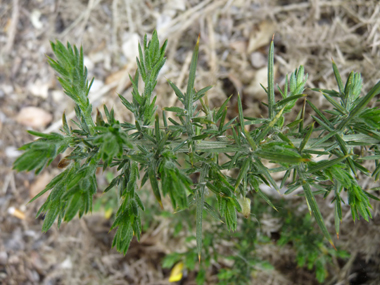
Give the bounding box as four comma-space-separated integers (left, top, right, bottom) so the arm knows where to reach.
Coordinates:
14, 31, 380, 262
162, 195, 347, 284
277, 206, 349, 283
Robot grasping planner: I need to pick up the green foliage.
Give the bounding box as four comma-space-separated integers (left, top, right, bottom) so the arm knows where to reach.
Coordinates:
278, 210, 349, 283
13, 131, 70, 174
13, 30, 380, 267
162, 198, 346, 284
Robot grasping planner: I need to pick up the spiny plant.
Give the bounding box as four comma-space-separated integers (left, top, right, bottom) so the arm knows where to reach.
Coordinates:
277, 209, 349, 283
162, 194, 349, 284
14, 31, 380, 261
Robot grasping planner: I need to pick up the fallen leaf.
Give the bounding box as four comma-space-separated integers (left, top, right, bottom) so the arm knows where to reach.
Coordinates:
230, 41, 247, 54
16, 107, 52, 128
105, 68, 128, 85
245, 64, 278, 102
248, 21, 275, 53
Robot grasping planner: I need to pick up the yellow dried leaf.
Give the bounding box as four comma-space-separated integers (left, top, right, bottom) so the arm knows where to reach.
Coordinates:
104, 208, 113, 219
169, 261, 184, 282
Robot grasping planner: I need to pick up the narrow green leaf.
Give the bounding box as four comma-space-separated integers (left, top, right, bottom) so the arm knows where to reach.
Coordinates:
307, 100, 332, 128
234, 158, 250, 191
155, 114, 160, 141
338, 80, 380, 130
148, 164, 163, 209
163, 106, 184, 113
167, 80, 184, 100
42, 200, 60, 232
284, 182, 301, 195
216, 95, 232, 121
280, 169, 291, 188
364, 190, 380, 201
311, 115, 334, 132
243, 129, 257, 151
237, 93, 245, 131
249, 177, 277, 211
360, 155, 380, 160
322, 92, 347, 114
286, 119, 303, 129
204, 202, 223, 222
255, 151, 308, 164
308, 155, 348, 173
332, 59, 344, 95
254, 157, 279, 192
302, 182, 335, 248
277, 133, 294, 147
275, 94, 306, 109
344, 71, 354, 104
192, 134, 209, 140
64, 193, 83, 222
268, 37, 275, 119
256, 106, 286, 142
353, 126, 380, 141
185, 35, 200, 118
194, 86, 212, 101
299, 122, 314, 152
196, 164, 208, 262
309, 131, 337, 148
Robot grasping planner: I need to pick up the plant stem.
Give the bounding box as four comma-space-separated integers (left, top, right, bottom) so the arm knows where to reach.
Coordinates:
122, 133, 380, 154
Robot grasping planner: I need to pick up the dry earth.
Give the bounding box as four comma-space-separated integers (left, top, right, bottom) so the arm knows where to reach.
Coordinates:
1, 0, 380, 284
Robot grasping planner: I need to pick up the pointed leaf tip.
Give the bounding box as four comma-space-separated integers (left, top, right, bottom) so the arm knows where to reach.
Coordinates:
272, 34, 275, 41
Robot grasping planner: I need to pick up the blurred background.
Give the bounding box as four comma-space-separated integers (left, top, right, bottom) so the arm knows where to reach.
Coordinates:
1, 0, 380, 284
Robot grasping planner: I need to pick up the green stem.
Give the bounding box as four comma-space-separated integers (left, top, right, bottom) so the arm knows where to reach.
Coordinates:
121, 133, 380, 154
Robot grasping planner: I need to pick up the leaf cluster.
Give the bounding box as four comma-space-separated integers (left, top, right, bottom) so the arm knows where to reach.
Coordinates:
13, 31, 380, 262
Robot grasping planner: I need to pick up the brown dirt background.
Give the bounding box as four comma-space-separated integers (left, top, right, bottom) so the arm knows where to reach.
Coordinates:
1, 0, 380, 284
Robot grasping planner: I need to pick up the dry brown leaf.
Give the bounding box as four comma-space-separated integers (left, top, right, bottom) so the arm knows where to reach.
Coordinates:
16, 107, 53, 128
245, 63, 278, 102
247, 21, 276, 53
230, 40, 247, 54
105, 68, 128, 85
